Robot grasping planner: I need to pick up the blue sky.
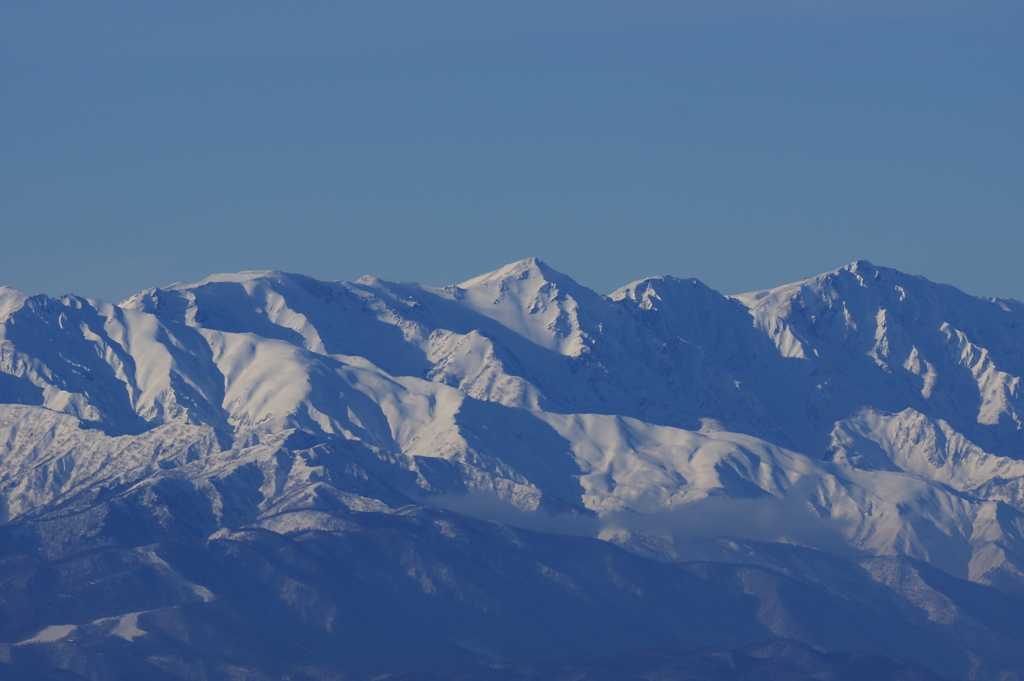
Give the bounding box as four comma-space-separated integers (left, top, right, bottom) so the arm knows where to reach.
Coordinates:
1, 1, 1021, 302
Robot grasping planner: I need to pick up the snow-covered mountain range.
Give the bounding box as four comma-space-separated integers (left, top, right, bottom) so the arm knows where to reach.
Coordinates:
3, 259, 1024, 680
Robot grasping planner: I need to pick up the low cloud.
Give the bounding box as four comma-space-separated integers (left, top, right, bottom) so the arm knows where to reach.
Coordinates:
422, 487, 857, 558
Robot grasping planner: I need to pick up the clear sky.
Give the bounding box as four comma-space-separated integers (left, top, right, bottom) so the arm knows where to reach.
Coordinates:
1, 1, 1022, 302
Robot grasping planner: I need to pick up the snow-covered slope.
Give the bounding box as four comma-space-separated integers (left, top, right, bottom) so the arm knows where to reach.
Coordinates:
4, 259, 1024, 679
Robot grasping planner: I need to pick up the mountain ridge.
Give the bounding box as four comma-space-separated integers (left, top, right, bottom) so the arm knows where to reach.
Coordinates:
4, 259, 1024, 679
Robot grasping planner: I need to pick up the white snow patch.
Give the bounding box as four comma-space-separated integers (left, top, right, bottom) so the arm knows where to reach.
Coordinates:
111, 612, 146, 641
17, 624, 77, 645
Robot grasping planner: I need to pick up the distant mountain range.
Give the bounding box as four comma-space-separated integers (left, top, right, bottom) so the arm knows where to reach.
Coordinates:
3, 259, 1024, 680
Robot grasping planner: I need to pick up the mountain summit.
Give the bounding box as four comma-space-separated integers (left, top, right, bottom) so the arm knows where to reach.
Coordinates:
3, 261, 1024, 680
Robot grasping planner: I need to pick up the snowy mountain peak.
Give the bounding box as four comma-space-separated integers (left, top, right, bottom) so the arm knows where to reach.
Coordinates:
451, 258, 604, 355
0, 286, 29, 322
6, 261, 1024, 587
176, 270, 289, 287
457, 257, 555, 288
469, 256, 542, 280
611, 275, 720, 311
8, 260, 1024, 680
846, 258, 876, 271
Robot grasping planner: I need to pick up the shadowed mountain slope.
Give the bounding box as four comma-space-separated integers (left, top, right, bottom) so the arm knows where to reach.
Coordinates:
3, 260, 1024, 679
